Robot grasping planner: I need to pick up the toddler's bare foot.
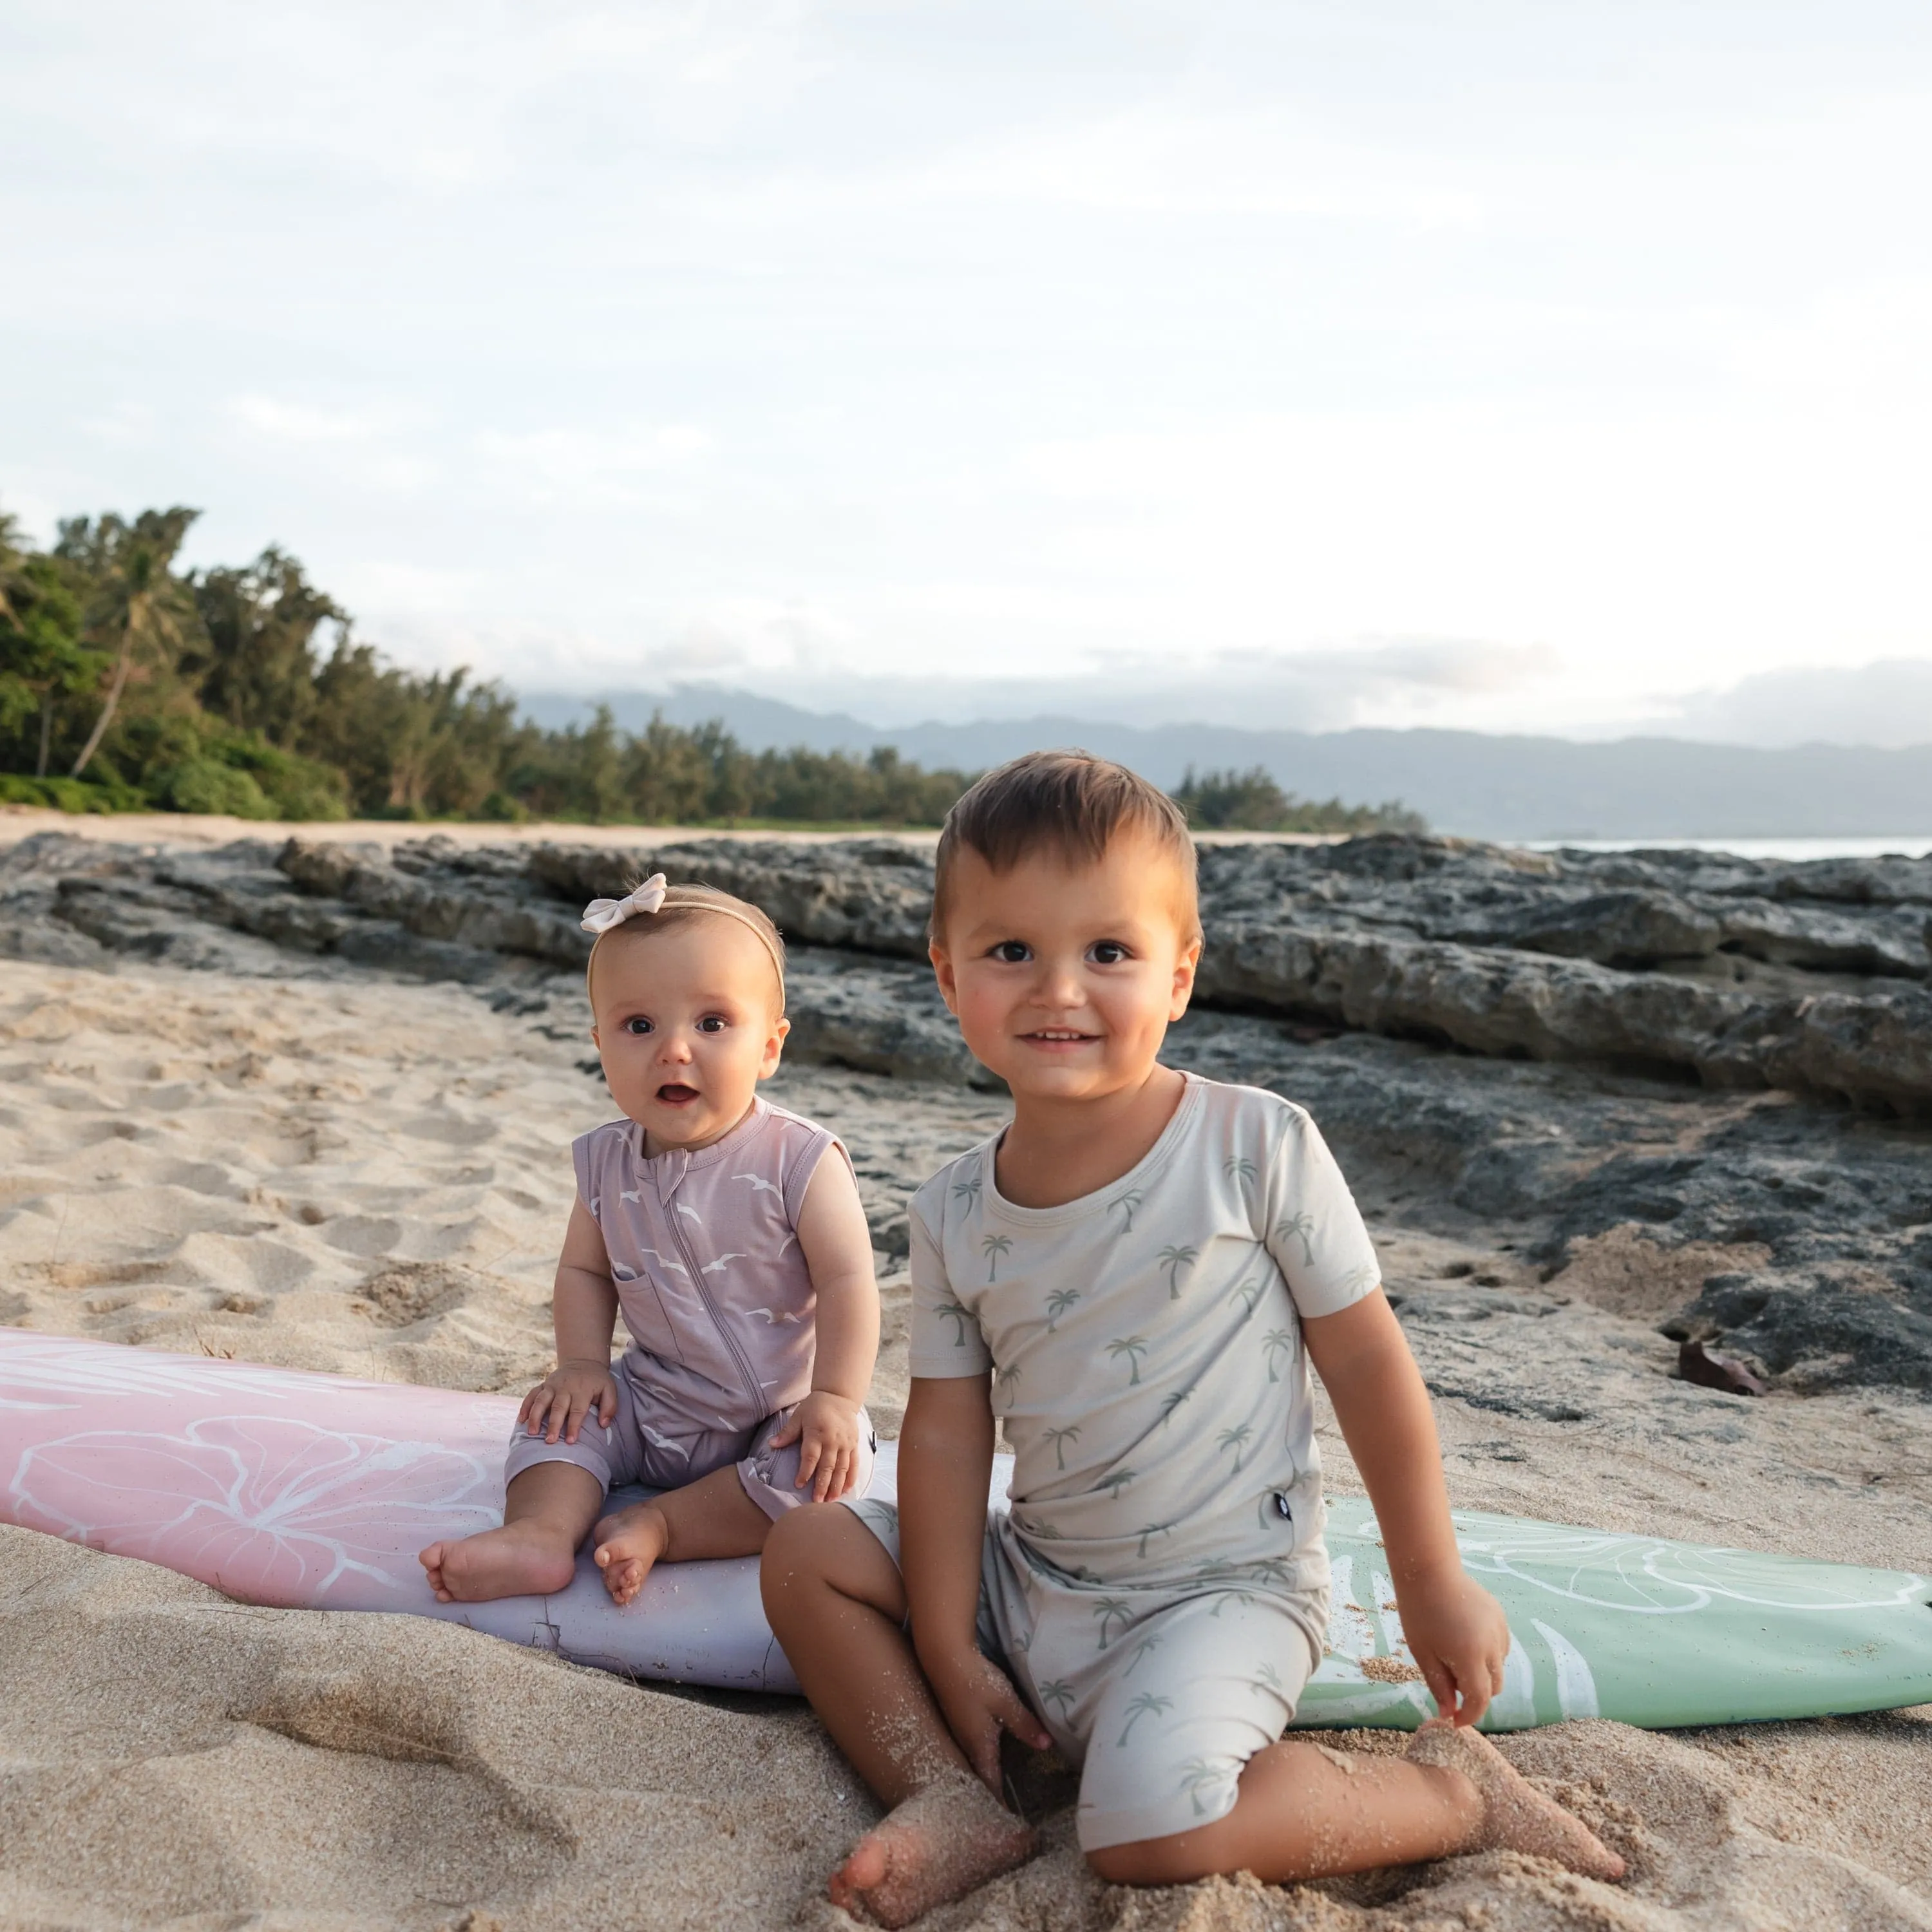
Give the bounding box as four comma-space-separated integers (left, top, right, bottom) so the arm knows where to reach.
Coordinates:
829, 1774, 1036, 1928
1408, 1722, 1625, 1882
418, 1522, 577, 1604
593, 1501, 670, 1607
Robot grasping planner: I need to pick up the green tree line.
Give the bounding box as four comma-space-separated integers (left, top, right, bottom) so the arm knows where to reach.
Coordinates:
0, 502, 1422, 833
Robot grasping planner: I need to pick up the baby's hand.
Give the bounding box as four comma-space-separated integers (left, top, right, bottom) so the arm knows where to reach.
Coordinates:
1397, 1568, 1510, 1728
772, 1391, 864, 1502
518, 1359, 618, 1446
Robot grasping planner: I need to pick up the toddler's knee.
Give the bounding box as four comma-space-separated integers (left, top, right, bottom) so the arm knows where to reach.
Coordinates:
759, 1501, 842, 1599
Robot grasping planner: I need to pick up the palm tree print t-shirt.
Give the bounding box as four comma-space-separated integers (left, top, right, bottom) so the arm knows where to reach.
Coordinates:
907, 1074, 1381, 1589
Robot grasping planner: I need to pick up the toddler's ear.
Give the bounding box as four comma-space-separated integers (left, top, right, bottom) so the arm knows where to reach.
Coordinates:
929, 940, 960, 1014
1169, 936, 1202, 1019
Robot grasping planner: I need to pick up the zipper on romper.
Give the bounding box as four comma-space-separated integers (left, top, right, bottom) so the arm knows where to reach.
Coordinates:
664, 1166, 768, 1415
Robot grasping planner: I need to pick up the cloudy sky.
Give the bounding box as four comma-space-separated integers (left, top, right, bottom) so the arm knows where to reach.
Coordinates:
5, 1, 1931, 742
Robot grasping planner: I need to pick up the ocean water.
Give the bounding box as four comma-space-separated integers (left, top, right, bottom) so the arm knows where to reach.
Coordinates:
1528, 835, 1932, 863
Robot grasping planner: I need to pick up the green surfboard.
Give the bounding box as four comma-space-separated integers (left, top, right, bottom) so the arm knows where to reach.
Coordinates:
1299, 1501, 1932, 1731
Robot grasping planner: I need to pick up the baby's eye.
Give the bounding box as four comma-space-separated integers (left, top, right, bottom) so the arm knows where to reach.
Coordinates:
625, 1016, 654, 1035
696, 1015, 728, 1034
990, 941, 1032, 964
1088, 940, 1133, 965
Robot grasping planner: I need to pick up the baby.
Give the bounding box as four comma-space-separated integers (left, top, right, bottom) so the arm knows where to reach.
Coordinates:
762, 753, 1624, 1926
421, 875, 879, 1607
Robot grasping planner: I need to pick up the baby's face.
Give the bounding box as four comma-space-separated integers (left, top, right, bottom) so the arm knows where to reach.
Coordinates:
930, 830, 1201, 1108
590, 919, 788, 1153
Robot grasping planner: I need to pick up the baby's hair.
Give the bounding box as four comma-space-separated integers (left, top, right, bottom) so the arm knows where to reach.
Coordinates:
930, 749, 1200, 942
586, 880, 788, 1012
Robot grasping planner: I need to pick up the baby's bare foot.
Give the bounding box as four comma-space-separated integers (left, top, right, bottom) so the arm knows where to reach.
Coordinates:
828, 1774, 1036, 1929
593, 1501, 669, 1607
417, 1523, 577, 1604
1408, 1723, 1625, 1882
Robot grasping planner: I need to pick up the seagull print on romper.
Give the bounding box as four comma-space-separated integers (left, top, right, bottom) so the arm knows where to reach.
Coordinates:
701, 1253, 748, 1274
734, 1172, 783, 1198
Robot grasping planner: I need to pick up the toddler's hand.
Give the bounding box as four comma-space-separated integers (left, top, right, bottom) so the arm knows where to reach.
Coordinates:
518, 1359, 618, 1446
1397, 1568, 1510, 1728
772, 1391, 863, 1502
925, 1645, 1054, 1792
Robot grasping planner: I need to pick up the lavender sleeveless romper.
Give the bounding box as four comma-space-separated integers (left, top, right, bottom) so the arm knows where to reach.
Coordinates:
505, 1096, 876, 1517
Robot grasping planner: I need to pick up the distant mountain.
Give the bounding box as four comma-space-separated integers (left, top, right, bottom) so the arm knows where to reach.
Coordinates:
516, 687, 1932, 841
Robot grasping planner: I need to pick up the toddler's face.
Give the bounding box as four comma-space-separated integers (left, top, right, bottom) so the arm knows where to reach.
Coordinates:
930, 830, 1200, 1106
590, 919, 788, 1151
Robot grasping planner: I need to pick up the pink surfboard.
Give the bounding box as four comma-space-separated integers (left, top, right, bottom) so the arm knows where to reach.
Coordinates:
0, 1329, 819, 1689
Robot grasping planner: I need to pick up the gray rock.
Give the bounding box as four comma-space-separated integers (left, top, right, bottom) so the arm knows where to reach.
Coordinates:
1506, 889, 1721, 966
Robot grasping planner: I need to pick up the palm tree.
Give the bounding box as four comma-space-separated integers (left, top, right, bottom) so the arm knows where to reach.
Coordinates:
1100, 1467, 1136, 1501
1178, 1757, 1235, 1817
994, 1363, 1021, 1408
1216, 1423, 1253, 1472
58, 509, 202, 779
1230, 1278, 1264, 1318
1043, 1425, 1081, 1470
1044, 1287, 1081, 1332
1156, 1244, 1199, 1300
1126, 1634, 1163, 1674
1116, 1692, 1173, 1745
1108, 1189, 1143, 1234
952, 1175, 982, 1208
1222, 1155, 1256, 1186
1036, 1678, 1076, 1721
1134, 1524, 1170, 1560
1092, 1596, 1133, 1650
1157, 1389, 1192, 1427
1275, 1211, 1316, 1267
930, 1299, 974, 1346
1106, 1335, 1150, 1386
981, 1233, 1013, 1282
1262, 1327, 1296, 1382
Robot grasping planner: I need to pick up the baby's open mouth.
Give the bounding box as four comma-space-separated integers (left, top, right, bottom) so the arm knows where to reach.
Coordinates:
656, 1083, 701, 1104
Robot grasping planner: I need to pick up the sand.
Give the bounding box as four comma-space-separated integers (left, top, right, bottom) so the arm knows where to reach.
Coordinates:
3, 950, 1931, 1931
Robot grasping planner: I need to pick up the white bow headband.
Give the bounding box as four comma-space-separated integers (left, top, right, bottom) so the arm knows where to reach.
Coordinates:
581, 873, 668, 934
580, 873, 787, 999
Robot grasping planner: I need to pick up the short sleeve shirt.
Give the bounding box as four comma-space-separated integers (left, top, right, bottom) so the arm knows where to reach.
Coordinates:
907, 1074, 1381, 1586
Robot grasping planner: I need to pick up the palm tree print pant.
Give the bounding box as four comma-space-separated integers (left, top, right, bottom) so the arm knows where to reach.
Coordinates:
846, 1499, 1326, 1851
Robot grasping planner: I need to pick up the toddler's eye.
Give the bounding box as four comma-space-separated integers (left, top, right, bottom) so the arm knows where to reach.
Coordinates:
625, 1016, 654, 1035
696, 1015, 727, 1033
990, 941, 1032, 964
1088, 941, 1132, 965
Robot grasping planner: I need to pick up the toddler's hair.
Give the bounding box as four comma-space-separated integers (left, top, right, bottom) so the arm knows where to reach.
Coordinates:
587, 881, 788, 1011
931, 749, 1199, 941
